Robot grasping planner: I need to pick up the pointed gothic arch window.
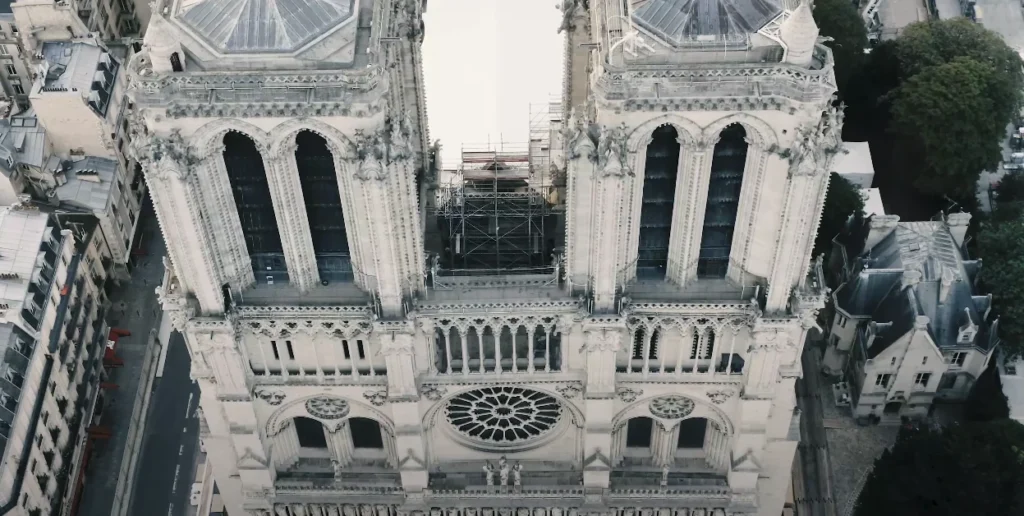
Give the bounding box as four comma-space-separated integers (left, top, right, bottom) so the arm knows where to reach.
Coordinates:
170, 52, 183, 72
294, 131, 352, 283
698, 124, 748, 279
637, 125, 681, 279
222, 131, 288, 284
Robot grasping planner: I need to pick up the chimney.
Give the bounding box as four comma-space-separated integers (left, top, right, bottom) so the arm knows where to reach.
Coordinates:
946, 212, 971, 248
901, 269, 922, 290
865, 214, 900, 251
939, 267, 957, 302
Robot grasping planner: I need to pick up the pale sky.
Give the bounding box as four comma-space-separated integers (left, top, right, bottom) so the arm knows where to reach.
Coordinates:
422, 0, 565, 167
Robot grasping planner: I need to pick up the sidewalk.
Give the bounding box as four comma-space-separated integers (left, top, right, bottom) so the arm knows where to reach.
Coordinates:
76, 201, 168, 516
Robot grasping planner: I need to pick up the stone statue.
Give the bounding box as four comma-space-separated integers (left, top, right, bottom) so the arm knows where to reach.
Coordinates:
332, 459, 342, 480
343, 506, 357, 516
512, 461, 523, 488
660, 464, 670, 487
483, 461, 495, 486
594, 123, 632, 176
327, 507, 341, 516
498, 455, 509, 486
276, 506, 290, 516
557, 0, 589, 33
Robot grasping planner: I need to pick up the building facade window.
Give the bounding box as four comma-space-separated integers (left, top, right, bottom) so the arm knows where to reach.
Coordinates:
948, 352, 967, 367
636, 125, 681, 279
874, 373, 891, 388
697, 124, 747, 278
294, 130, 352, 283
914, 372, 931, 387
222, 131, 288, 284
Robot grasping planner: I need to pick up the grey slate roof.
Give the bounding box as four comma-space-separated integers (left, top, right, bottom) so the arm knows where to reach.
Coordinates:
54, 157, 119, 213
0, 114, 46, 177
632, 0, 784, 45
835, 220, 996, 358
179, 0, 356, 54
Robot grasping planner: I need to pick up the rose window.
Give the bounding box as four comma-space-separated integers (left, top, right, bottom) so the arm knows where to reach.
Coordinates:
445, 386, 562, 444
649, 395, 695, 419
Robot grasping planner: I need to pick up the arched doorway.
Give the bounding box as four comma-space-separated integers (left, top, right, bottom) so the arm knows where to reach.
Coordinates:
294, 130, 352, 283
222, 131, 288, 284
698, 123, 748, 278
637, 125, 682, 279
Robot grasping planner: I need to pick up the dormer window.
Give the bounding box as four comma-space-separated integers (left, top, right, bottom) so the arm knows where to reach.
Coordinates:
959, 330, 974, 344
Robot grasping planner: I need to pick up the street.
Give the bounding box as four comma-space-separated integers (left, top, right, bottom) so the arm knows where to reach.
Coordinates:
128, 332, 201, 516
975, 0, 1024, 50
77, 200, 172, 516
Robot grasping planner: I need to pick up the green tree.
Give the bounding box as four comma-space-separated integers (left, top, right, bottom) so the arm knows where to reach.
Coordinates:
965, 360, 1011, 422
814, 173, 865, 258
812, 0, 868, 98
889, 58, 1007, 197
846, 18, 1022, 201
977, 216, 1024, 358
853, 420, 1024, 516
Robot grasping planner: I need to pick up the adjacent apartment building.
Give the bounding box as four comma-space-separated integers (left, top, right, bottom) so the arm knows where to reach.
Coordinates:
0, 202, 112, 516
131, 0, 838, 515
824, 213, 998, 423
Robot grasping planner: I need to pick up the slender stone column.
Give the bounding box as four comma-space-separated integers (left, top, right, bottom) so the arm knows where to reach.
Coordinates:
270, 139, 320, 292
382, 428, 399, 467
202, 143, 254, 288
581, 321, 624, 488
592, 169, 627, 312
144, 156, 223, 313
352, 158, 405, 316
376, 320, 418, 397
668, 139, 712, 285
564, 136, 597, 288
273, 420, 301, 471
650, 422, 678, 467
765, 162, 829, 311
727, 138, 770, 284
327, 422, 354, 467
678, 138, 716, 285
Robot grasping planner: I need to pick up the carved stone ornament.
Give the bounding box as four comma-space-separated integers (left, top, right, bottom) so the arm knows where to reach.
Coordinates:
305, 397, 351, 420
254, 388, 286, 406
347, 116, 414, 168
132, 128, 200, 172
420, 384, 447, 401
594, 122, 632, 176
582, 329, 622, 353
363, 389, 388, 407
557, 382, 584, 399
557, 0, 589, 34
649, 395, 696, 419
787, 98, 845, 177
706, 390, 735, 405
563, 108, 595, 161
616, 387, 643, 403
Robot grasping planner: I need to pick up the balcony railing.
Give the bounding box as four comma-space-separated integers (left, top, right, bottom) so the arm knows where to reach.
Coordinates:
429, 323, 564, 376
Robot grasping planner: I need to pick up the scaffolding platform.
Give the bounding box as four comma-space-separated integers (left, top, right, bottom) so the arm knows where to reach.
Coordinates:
427, 102, 566, 280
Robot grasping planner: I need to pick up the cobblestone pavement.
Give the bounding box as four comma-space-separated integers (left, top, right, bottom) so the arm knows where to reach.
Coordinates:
809, 347, 899, 516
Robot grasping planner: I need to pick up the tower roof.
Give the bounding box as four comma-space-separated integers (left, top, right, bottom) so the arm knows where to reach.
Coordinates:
779, 0, 819, 51
178, 0, 356, 54
631, 0, 784, 45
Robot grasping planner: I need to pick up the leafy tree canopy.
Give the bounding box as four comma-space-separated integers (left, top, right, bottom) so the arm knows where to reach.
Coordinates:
889, 58, 1008, 196
814, 173, 865, 258
977, 216, 1024, 358
965, 360, 1011, 422
854, 420, 1024, 516
812, 0, 868, 97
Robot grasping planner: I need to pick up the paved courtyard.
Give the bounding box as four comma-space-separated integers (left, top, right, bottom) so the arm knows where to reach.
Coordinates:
802, 346, 899, 516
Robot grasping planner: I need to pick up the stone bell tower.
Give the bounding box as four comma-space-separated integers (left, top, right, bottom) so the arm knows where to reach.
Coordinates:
559, 0, 835, 514
128, 0, 429, 514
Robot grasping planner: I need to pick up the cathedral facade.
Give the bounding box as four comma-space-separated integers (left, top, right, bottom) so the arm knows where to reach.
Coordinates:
128, 1, 837, 516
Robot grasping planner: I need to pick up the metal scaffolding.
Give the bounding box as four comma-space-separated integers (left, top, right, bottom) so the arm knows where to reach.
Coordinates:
431, 102, 564, 276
